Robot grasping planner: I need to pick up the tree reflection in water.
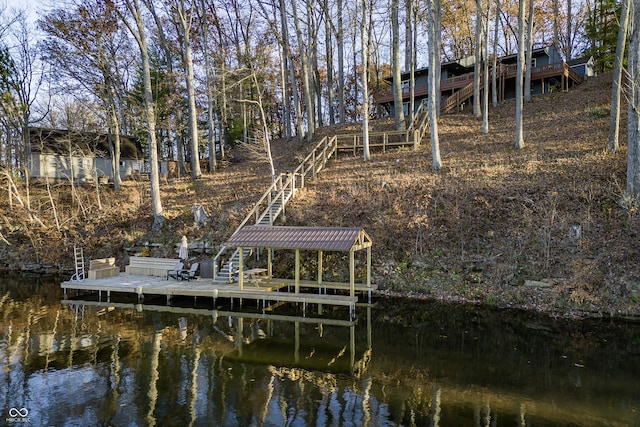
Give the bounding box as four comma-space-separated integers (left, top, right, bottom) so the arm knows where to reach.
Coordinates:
0, 273, 639, 426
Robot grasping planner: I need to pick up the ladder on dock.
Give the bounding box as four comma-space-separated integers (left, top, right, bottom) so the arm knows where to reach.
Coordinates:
71, 246, 85, 281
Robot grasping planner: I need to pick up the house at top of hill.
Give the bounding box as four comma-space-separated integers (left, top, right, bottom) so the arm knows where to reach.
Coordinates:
28, 127, 145, 183
374, 45, 595, 117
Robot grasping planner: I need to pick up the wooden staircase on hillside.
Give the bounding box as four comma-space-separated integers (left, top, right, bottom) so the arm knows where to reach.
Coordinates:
213, 108, 431, 284
213, 137, 338, 283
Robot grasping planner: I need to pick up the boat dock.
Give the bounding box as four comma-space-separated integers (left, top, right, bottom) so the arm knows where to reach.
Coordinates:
61, 274, 376, 317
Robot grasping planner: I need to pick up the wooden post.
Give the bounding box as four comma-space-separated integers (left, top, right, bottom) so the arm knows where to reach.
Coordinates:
238, 247, 244, 290
367, 246, 371, 288
318, 250, 323, 285
295, 249, 300, 294
349, 249, 355, 298
268, 248, 272, 278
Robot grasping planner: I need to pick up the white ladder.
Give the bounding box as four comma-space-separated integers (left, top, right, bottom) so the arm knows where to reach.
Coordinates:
71, 246, 85, 281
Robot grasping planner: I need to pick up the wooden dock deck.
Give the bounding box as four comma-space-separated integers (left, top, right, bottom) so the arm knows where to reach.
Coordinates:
61, 274, 372, 316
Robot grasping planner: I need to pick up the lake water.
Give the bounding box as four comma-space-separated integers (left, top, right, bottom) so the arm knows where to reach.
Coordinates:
1, 273, 639, 426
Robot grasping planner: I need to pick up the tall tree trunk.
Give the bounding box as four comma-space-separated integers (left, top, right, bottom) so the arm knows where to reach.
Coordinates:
608, 0, 630, 153
308, 1, 321, 128
408, 0, 416, 125
515, 0, 526, 149
337, 0, 346, 123
324, 0, 335, 125
279, 0, 302, 139
177, 0, 201, 179
492, 0, 500, 108
625, 0, 639, 197
482, 0, 489, 134
120, 0, 164, 231
524, 0, 534, 102
474, 0, 482, 117
427, 0, 442, 169
405, 0, 413, 72
552, 0, 559, 51
199, 0, 217, 172
361, 0, 371, 161
391, 0, 406, 130
292, 0, 314, 142
566, 0, 572, 60
435, 0, 442, 115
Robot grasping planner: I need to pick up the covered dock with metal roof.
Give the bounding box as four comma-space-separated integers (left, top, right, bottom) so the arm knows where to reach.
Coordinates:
223, 225, 373, 298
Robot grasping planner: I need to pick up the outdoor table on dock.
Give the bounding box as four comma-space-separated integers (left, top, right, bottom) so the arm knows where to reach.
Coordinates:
242, 268, 268, 284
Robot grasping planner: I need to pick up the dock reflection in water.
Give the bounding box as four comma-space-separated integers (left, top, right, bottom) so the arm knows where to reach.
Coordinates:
0, 274, 639, 426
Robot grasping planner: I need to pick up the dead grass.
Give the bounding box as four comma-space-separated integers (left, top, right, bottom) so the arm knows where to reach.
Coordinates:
1, 72, 638, 318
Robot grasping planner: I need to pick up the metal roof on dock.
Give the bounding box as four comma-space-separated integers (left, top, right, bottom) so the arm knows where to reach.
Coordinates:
224, 226, 372, 251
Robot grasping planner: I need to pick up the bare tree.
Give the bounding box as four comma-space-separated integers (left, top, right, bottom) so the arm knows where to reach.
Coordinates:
361, 0, 371, 161
474, 0, 482, 117
197, 0, 217, 172
337, 0, 346, 123
427, 0, 442, 170
626, 0, 640, 197
117, 0, 165, 231
492, 0, 501, 108
482, 0, 489, 134
524, 0, 534, 103
391, 0, 406, 130
515, 0, 526, 149
608, 0, 630, 153
235, 72, 276, 182
171, 0, 202, 179
291, 0, 314, 142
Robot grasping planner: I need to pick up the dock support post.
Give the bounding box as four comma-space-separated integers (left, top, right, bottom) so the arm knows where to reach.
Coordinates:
295, 249, 300, 294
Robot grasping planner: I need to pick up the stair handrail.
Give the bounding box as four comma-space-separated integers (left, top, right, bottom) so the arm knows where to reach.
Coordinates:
213, 135, 339, 279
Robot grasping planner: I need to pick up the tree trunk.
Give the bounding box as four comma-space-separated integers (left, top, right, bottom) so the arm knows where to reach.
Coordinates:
515, 0, 526, 149
474, 0, 482, 117
626, 0, 640, 197
199, 0, 217, 172
337, 0, 346, 123
279, 0, 302, 139
608, 0, 630, 153
524, 0, 534, 102
482, 0, 489, 134
292, 0, 314, 142
552, 0, 559, 52
428, 0, 442, 170
120, 0, 164, 231
566, 0, 572, 60
391, 0, 406, 130
492, 0, 500, 108
177, 0, 201, 179
324, 0, 335, 126
361, 0, 371, 161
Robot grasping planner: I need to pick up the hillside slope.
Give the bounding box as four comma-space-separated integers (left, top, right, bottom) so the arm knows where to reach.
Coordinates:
287, 72, 637, 316
0, 72, 636, 317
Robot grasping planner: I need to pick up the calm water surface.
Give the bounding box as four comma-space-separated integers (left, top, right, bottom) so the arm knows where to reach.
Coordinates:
1, 273, 639, 426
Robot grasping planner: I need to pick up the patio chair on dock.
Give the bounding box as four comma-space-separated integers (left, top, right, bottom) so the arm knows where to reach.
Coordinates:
167, 262, 184, 280
180, 263, 199, 281
180, 262, 200, 280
